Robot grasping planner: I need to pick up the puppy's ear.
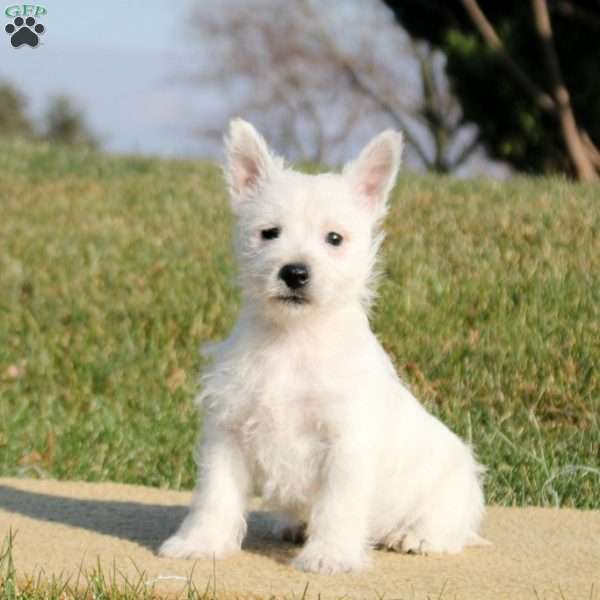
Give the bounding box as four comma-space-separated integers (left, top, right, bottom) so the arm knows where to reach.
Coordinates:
224, 118, 279, 208
344, 130, 403, 216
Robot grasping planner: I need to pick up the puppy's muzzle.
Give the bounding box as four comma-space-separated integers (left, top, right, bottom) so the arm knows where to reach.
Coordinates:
278, 263, 310, 290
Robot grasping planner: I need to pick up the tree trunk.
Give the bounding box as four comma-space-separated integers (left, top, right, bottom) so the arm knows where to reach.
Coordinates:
531, 0, 598, 181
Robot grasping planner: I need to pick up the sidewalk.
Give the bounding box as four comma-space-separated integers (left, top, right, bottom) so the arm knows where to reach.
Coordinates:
0, 478, 598, 599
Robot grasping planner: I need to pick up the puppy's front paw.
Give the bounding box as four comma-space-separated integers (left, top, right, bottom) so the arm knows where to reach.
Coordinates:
159, 529, 241, 560
291, 541, 367, 574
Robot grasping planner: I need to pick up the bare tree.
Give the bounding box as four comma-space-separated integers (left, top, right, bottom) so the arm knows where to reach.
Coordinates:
187, 0, 482, 172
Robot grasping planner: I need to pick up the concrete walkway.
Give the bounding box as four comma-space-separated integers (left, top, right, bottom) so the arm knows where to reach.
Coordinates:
0, 478, 598, 599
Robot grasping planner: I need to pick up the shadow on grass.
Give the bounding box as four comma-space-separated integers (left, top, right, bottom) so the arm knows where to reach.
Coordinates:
0, 484, 298, 564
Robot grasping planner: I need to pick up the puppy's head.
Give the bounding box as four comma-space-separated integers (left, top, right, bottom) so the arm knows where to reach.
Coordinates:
224, 119, 403, 321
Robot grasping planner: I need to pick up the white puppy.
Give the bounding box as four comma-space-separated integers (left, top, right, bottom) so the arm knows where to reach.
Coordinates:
160, 119, 485, 574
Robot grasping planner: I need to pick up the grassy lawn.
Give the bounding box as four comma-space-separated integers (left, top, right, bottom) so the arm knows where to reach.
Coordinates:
0, 139, 599, 509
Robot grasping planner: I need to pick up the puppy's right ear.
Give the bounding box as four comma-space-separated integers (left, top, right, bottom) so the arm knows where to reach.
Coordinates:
343, 129, 403, 219
224, 119, 278, 209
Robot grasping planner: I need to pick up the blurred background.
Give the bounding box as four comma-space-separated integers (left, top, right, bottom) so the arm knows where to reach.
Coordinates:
2, 0, 600, 180
2, 0, 599, 507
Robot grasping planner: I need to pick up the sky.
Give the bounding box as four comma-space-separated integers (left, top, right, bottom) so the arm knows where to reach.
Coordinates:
0, 0, 508, 176
1, 0, 204, 156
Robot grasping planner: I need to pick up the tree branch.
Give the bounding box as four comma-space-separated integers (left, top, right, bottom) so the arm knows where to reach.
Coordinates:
549, 1, 600, 30
460, 0, 557, 114
298, 0, 433, 167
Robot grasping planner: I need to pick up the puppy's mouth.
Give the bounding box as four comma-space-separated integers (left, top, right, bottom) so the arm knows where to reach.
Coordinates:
273, 294, 309, 306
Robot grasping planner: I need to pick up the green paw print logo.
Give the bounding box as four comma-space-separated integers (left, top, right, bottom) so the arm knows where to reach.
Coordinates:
4, 4, 46, 48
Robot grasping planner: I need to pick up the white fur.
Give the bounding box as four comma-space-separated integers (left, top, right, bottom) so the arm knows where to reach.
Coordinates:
159, 119, 485, 574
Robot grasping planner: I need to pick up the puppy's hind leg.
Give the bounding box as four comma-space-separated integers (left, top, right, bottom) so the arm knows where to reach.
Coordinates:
385, 457, 485, 555
159, 425, 250, 559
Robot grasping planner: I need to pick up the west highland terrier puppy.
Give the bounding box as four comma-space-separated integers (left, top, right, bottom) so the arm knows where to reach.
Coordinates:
159, 119, 486, 573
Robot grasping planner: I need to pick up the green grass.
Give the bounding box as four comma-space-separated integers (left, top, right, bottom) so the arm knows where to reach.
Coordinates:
0, 139, 599, 509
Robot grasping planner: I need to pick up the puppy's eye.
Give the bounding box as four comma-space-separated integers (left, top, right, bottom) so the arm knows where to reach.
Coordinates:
261, 227, 281, 240
325, 231, 343, 246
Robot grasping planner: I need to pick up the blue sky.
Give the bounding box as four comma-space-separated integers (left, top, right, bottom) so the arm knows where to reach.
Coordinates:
1, 0, 205, 156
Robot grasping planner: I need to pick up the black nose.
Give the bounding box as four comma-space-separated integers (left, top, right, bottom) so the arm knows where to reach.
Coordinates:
279, 263, 310, 290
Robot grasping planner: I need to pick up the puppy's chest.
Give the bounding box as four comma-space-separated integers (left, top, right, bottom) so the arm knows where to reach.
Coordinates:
241, 367, 327, 451
236, 356, 331, 504
227, 345, 333, 429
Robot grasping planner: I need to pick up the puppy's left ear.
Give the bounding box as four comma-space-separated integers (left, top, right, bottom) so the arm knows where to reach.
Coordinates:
224, 118, 280, 211
344, 130, 403, 217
